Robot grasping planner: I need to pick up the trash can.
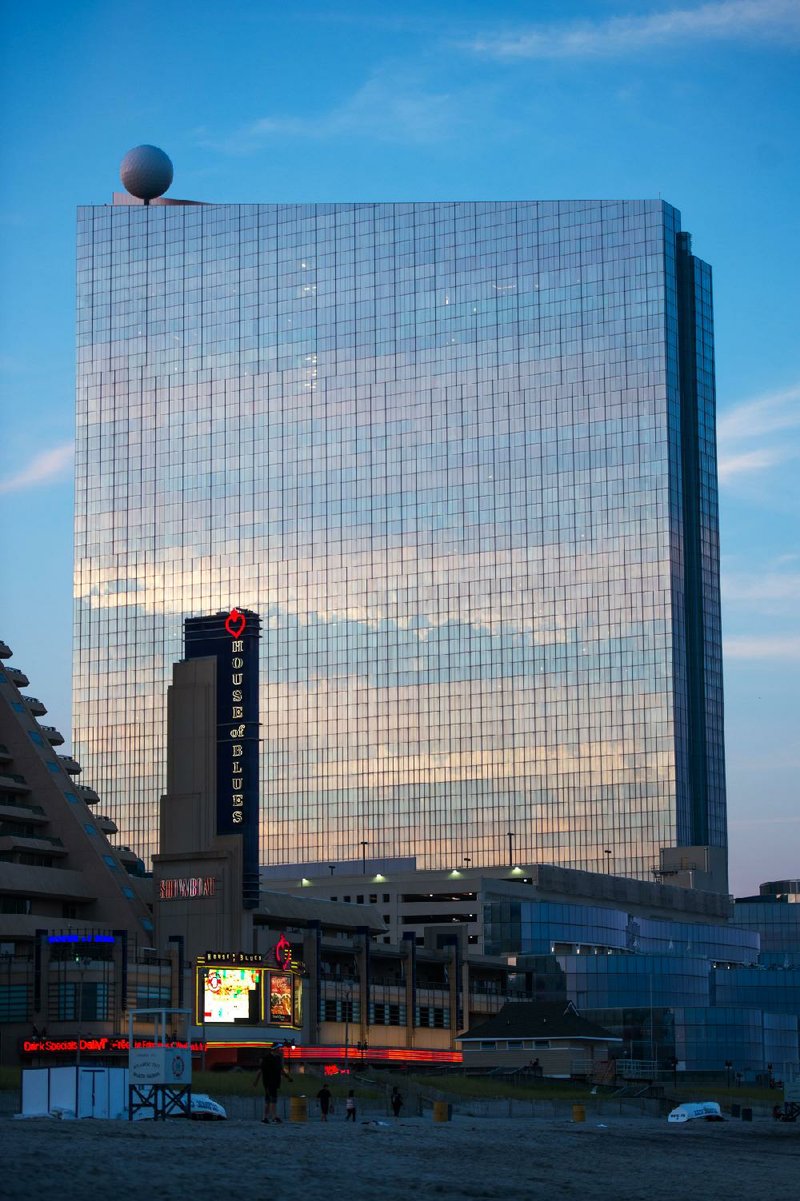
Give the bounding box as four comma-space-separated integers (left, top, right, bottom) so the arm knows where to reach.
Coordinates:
730, 1103, 741, 1118
290, 1096, 308, 1123
572, 1105, 586, 1123
433, 1101, 451, 1122
741, 1107, 752, 1122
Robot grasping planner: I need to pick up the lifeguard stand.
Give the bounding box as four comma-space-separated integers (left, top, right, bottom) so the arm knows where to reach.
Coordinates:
127, 1007, 193, 1121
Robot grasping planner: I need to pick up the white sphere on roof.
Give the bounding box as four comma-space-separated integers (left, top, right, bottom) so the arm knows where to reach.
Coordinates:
120, 145, 174, 200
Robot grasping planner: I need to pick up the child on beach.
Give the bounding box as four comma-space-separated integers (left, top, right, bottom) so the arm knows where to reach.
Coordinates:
345, 1089, 356, 1122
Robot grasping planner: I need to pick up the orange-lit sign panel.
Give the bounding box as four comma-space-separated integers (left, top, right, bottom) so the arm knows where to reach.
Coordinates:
269, 973, 293, 1024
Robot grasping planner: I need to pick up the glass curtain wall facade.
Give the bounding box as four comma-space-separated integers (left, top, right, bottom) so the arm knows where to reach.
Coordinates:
734, 883, 800, 968
74, 199, 725, 873
483, 897, 799, 1071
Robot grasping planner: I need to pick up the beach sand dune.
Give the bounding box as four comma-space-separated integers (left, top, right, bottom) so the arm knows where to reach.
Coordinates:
2, 1114, 797, 1201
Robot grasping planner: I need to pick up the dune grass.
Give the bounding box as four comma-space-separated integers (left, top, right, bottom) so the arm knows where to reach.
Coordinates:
1, 1061, 781, 1108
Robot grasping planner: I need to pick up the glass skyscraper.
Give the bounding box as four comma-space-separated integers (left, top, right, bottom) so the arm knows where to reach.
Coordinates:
74, 197, 726, 879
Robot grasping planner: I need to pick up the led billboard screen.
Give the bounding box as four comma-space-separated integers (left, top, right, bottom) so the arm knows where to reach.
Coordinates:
202, 968, 261, 1024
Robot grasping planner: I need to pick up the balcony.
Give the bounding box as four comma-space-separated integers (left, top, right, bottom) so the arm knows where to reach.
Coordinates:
77, 784, 99, 804
38, 725, 65, 747
0, 641, 12, 659
113, 845, 139, 864
0, 744, 11, 764
0, 773, 30, 793
57, 755, 81, 775
5, 667, 29, 687
96, 814, 119, 835
113, 845, 145, 875
0, 801, 47, 823
21, 695, 47, 716
0, 833, 67, 857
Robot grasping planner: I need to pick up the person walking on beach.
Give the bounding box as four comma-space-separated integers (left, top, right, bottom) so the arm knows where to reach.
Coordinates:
254, 1043, 292, 1124
390, 1086, 403, 1119
345, 1089, 356, 1122
317, 1084, 332, 1122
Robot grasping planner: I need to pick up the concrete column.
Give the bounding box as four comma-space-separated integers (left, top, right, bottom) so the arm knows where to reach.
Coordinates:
302, 923, 321, 1045
448, 946, 459, 1049
402, 933, 416, 1048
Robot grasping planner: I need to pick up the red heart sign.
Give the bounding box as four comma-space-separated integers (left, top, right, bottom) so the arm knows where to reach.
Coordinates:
225, 608, 247, 638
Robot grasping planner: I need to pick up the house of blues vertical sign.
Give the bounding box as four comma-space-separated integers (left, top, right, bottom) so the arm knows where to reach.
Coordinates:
184, 608, 261, 909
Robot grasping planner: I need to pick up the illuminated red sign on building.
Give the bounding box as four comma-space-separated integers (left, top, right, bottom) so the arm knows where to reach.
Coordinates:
159, 876, 216, 900
224, 608, 247, 639
22, 1035, 462, 1068
274, 935, 292, 970
23, 1037, 207, 1055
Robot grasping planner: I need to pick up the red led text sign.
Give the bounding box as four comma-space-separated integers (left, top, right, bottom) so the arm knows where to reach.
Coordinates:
23, 1037, 207, 1055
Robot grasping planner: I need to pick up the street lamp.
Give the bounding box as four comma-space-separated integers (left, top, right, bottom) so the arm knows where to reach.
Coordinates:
724, 1059, 733, 1089
603, 849, 612, 874
360, 841, 368, 875
506, 832, 514, 867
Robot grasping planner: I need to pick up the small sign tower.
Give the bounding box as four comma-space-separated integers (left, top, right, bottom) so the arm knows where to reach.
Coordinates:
127, 1008, 193, 1121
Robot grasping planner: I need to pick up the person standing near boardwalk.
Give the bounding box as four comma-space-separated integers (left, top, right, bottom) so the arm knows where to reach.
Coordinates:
390, 1086, 403, 1118
254, 1043, 292, 1123
345, 1089, 356, 1121
317, 1084, 332, 1122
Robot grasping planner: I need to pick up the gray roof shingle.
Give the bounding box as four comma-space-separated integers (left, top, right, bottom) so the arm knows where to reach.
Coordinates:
458, 1001, 620, 1042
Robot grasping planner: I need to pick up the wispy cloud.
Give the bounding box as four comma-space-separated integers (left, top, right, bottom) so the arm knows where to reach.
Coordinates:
718, 448, 786, 482
0, 442, 73, 495
464, 0, 800, 60
717, 382, 800, 441
722, 572, 800, 607
717, 382, 800, 483
200, 71, 479, 155
730, 815, 800, 825
724, 634, 800, 660
722, 558, 800, 652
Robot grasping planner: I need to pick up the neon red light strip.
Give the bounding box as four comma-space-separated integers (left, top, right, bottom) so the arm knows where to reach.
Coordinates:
282, 1046, 462, 1064
203, 1043, 462, 1064
24, 1038, 462, 1065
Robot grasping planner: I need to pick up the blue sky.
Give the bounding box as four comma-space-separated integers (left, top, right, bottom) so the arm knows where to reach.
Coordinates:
0, 0, 797, 894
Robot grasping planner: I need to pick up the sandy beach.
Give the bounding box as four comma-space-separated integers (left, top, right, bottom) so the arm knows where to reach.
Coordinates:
1, 1113, 797, 1201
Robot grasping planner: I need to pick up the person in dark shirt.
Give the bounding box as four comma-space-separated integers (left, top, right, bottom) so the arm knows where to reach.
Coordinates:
390, 1086, 403, 1118
317, 1084, 333, 1121
254, 1043, 292, 1123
